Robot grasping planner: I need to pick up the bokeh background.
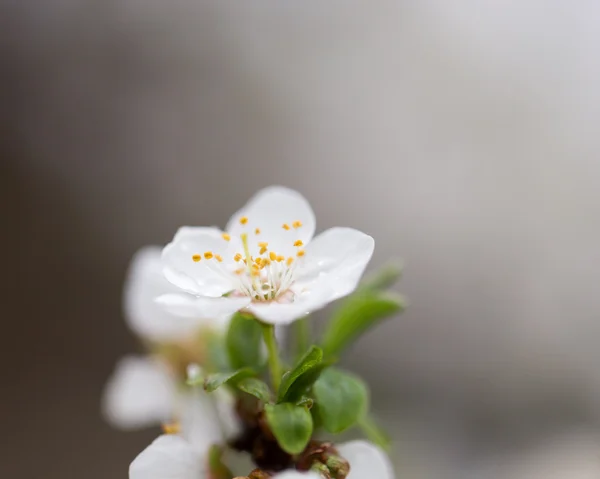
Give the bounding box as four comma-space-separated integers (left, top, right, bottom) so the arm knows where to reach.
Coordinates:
2, 1, 600, 478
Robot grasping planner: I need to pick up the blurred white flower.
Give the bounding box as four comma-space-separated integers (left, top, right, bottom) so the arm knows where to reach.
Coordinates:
129, 439, 393, 479
159, 186, 374, 325
103, 247, 232, 430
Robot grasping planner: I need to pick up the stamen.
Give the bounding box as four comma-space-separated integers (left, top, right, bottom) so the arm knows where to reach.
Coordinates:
204, 251, 214, 260
162, 422, 180, 435
192, 254, 202, 262
297, 250, 305, 257
240, 216, 249, 225
260, 246, 268, 255
255, 228, 261, 235
258, 242, 268, 248
293, 220, 303, 229
277, 255, 285, 262
215, 254, 223, 262
221, 233, 231, 241
269, 251, 277, 261
234, 253, 242, 262
286, 257, 294, 266
293, 240, 304, 247
235, 268, 244, 275
282, 223, 291, 230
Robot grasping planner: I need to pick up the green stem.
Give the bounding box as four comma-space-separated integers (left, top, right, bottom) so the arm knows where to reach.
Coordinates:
294, 317, 310, 359
261, 323, 282, 391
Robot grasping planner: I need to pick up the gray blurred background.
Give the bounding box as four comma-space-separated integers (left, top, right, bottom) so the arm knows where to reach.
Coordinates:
2, 1, 600, 477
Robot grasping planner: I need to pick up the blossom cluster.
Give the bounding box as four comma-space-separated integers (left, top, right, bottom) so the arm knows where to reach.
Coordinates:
103, 187, 405, 479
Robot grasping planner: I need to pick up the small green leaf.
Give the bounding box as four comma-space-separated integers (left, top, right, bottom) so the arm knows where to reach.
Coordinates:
358, 414, 391, 451
226, 313, 263, 370
265, 403, 313, 455
237, 377, 272, 402
205, 332, 230, 373
358, 261, 403, 292
277, 346, 330, 403
313, 368, 368, 433
321, 291, 405, 357
204, 368, 255, 392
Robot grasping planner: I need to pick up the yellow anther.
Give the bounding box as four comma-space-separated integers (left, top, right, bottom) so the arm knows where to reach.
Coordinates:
235, 268, 244, 275
286, 257, 294, 266
221, 233, 231, 241
297, 250, 305, 257
234, 253, 242, 262
277, 255, 285, 262
293, 220, 303, 229
255, 228, 261, 235
282, 223, 291, 230
204, 251, 214, 260
260, 246, 268, 255
162, 422, 181, 435
255, 257, 263, 266
240, 216, 248, 225
192, 254, 202, 262
269, 251, 277, 261
293, 240, 304, 247
263, 258, 271, 265
258, 242, 268, 248
215, 254, 223, 262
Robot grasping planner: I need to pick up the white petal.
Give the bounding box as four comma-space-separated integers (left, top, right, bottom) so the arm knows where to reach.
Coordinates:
295, 227, 374, 301
246, 286, 334, 325
226, 186, 316, 258
129, 435, 202, 479
124, 247, 220, 341
102, 356, 175, 430
271, 472, 321, 479
156, 294, 250, 319
179, 388, 241, 452
162, 227, 240, 297
337, 440, 394, 479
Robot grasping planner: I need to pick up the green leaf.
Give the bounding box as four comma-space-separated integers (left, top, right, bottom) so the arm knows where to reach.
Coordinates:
204, 368, 255, 392
313, 368, 368, 433
358, 261, 403, 292
237, 377, 272, 402
226, 313, 263, 370
277, 346, 331, 403
265, 403, 313, 455
358, 414, 391, 451
321, 291, 405, 357
205, 332, 231, 372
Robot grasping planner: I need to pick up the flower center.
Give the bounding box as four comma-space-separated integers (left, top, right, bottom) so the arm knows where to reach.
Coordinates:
191, 218, 306, 302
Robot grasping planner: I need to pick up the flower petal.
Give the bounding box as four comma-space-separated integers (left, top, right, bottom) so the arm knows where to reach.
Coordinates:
102, 356, 175, 430
156, 294, 250, 319
295, 227, 374, 301
226, 186, 316, 258
162, 227, 240, 297
129, 435, 202, 479
125, 247, 223, 341
336, 440, 394, 479
179, 388, 241, 452
272, 472, 322, 479
246, 286, 334, 325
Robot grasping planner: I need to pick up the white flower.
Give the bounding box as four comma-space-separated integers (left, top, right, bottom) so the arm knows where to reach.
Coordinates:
129, 439, 394, 479
125, 246, 227, 342
159, 186, 374, 325
103, 247, 232, 430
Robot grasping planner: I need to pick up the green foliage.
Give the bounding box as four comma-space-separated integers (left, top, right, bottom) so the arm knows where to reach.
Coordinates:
358, 261, 403, 292
313, 368, 368, 433
226, 313, 263, 370
265, 403, 313, 455
358, 414, 392, 451
204, 368, 256, 392
321, 291, 405, 357
236, 377, 272, 403
277, 346, 333, 403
